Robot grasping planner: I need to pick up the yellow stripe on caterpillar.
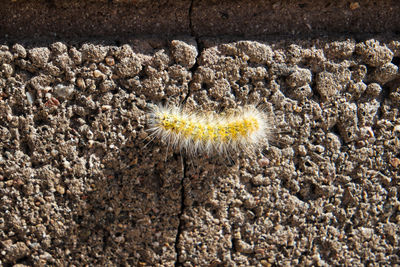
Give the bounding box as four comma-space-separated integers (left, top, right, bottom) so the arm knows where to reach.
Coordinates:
147, 105, 270, 156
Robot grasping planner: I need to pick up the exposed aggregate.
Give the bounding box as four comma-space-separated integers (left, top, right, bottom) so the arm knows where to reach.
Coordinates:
0, 38, 399, 266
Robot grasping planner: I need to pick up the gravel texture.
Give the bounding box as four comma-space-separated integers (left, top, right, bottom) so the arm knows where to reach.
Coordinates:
0, 36, 399, 266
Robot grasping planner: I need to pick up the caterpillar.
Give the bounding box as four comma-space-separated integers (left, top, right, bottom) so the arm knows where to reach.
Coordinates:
147, 104, 270, 157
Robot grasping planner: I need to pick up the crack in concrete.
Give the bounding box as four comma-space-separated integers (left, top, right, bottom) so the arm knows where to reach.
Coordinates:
173, 3, 200, 265
174, 155, 187, 267
182, 0, 201, 105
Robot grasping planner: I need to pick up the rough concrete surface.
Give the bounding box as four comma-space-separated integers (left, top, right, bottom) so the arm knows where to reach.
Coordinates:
2, 0, 400, 40
0, 1, 400, 267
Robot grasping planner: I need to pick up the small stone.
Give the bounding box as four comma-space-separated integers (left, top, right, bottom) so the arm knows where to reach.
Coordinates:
93, 69, 103, 78
286, 67, 312, 88
236, 41, 274, 64
100, 80, 116, 92
371, 63, 398, 84
114, 44, 134, 60
297, 145, 307, 156
171, 40, 198, 68
235, 240, 253, 254
50, 42, 68, 55
260, 260, 272, 267
359, 227, 374, 240
338, 102, 359, 142
258, 158, 269, 167
315, 71, 339, 100
390, 158, 400, 168
356, 39, 393, 67
76, 77, 86, 89
358, 100, 379, 126
116, 57, 142, 78
101, 105, 112, 111
1, 63, 14, 78
26, 91, 34, 105
349, 2, 360, 10
251, 174, 266, 186
365, 83, 382, 97
325, 39, 356, 58
12, 43, 27, 58
351, 65, 367, 82
56, 185, 65, 195
81, 43, 108, 63
54, 84, 75, 99
28, 47, 50, 68
69, 47, 82, 65
0, 50, 13, 64
347, 81, 367, 99
105, 56, 115, 66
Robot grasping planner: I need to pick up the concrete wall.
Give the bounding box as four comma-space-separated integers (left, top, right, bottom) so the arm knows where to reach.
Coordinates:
0, 1, 400, 266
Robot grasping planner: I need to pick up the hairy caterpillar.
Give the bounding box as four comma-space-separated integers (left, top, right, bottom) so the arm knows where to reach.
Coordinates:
147, 105, 270, 157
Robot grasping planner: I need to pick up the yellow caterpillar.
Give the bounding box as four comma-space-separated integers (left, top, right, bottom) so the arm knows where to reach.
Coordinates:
147, 105, 270, 156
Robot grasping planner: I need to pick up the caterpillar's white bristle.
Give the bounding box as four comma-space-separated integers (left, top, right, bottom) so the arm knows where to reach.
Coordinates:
147, 105, 270, 157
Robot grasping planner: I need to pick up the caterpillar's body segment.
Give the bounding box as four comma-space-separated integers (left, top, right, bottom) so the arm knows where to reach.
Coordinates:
147, 105, 269, 156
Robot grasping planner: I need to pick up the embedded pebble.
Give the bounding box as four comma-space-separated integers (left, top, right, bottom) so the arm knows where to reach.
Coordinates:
0, 50, 13, 63
351, 64, 367, 82
171, 40, 198, 68
116, 57, 142, 78
12, 43, 27, 58
286, 67, 312, 88
105, 56, 115, 66
237, 41, 274, 64
365, 82, 382, 97
81, 44, 108, 63
356, 39, 393, 67
54, 84, 75, 99
358, 100, 380, 126
50, 42, 68, 55
26, 91, 34, 104
347, 81, 367, 99
315, 71, 340, 100
28, 47, 50, 68
371, 63, 398, 84
324, 39, 356, 58
1, 63, 14, 78
338, 102, 359, 142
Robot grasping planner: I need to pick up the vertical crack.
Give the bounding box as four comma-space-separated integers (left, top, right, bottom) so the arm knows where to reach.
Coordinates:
182, 0, 201, 106
182, 56, 200, 105
174, 155, 187, 267
175, 4, 199, 265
